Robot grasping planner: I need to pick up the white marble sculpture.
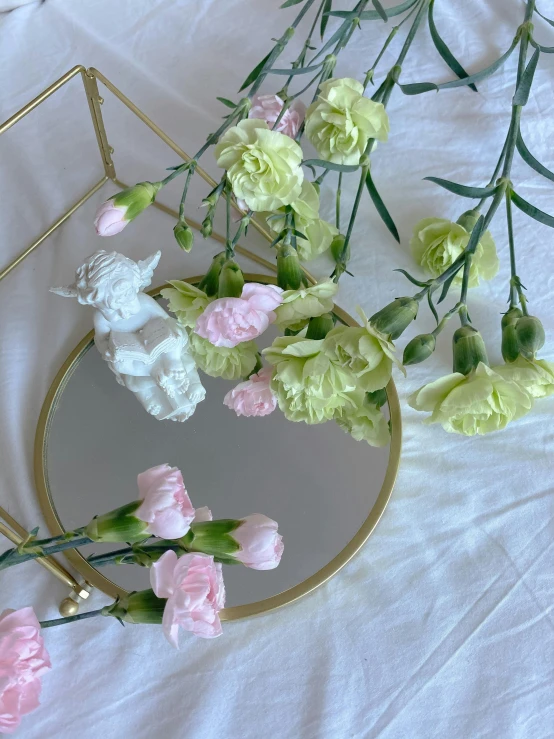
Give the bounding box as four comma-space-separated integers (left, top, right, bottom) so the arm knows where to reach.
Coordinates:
51, 250, 205, 422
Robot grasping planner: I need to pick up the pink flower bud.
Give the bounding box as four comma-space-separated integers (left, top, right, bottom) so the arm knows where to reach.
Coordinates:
136, 464, 195, 540
150, 550, 225, 646
223, 367, 276, 417
93, 200, 129, 236
249, 94, 306, 139
234, 514, 283, 570
0, 607, 51, 734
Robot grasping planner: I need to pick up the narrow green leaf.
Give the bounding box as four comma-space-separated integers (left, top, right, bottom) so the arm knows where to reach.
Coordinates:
302, 158, 359, 172
269, 63, 323, 75
516, 131, 554, 183
427, 291, 439, 324
535, 5, 554, 27
511, 191, 554, 228
437, 271, 458, 304
280, 0, 305, 7
438, 37, 519, 89
513, 47, 540, 106
428, 0, 477, 92
394, 268, 428, 287
424, 176, 499, 199
530, 39, 554, 53
398, 82, 438, 95
365, 170, 400, 242
321, 0, 332, 38
371, 0, 388, 22
310, 22, 348, 62
292, 229, 309, 240
216, 97, 237, 109
239, 52, 271, 92
327, 0, 418, 20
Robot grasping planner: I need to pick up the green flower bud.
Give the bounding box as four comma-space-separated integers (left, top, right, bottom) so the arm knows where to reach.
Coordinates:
515, 315, 545, 359
370, 297, 419, 340
501, 307, 523, 363
111, 181, 161, 222
403, 333, 436, 366
201, 216, 213, 238
276, 244, 305, 291
218, 260, 245, 298
456, 208, 481, 233
452, 326, 489, 375
84, 501, 149, 544
330, 234, 349, 265
182, 520, 241, 564
173, 220, 194, 252
102, 589, 166, 625
305, 313, 335, 340
198, 252, 227, 297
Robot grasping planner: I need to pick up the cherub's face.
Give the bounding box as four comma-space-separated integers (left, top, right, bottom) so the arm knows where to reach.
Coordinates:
77, 263, 142, 319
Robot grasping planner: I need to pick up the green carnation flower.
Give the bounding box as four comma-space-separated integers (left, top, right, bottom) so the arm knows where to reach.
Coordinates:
161, 281, 212, 329
410, 217, 499, 286
267, 180, 338, 262
493, 356, 554, 399
263, 336, 357, 424
335, 391, 390, 447
189, 332, 258, 380
323, 310, 404, 393
274, 281, 338, 331
305, 78, 389, 165
214, 119, 303, 212
408, 362, 533, 436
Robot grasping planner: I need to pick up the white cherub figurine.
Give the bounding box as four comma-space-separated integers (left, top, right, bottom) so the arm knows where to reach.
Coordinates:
51, 249, 205, 422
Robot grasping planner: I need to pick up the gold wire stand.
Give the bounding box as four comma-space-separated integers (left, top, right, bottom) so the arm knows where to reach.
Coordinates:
1, 66, 400, 621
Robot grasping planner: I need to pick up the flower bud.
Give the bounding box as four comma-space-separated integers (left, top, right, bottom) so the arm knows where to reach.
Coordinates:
456, 209, 481, 233
370, 297, 419, 340
501, 307, 523, 363
201, 216, 213, 238
198, 252, 227, 297
94, 181, 161, 236
330, 234, 349, 265
173, 220, 194, 252
102, 589, 166, 625
218, 260, 245, 298
276, 244, 305, 290
452, 326, 489, 375
403, 333, 436, 366
306, 313, 335, 340
84, 501, 149, 543
515, 315, 545, 359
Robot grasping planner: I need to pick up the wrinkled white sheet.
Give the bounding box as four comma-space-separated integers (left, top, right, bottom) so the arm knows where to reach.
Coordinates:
1, 1, 553, 737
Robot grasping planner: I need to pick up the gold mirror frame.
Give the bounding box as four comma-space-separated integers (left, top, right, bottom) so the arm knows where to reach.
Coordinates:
2, 66, 401, 619
34, 275, 401, 621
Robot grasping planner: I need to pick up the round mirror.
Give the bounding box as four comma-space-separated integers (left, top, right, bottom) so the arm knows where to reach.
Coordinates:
35, 276, 400, 619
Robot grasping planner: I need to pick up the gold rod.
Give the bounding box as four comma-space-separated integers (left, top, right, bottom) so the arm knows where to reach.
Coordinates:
81, 70, 116, 179
0, 65, 85, 135
88, 68, 285, 252
113, 178, 316, 281
0, 511, 80, 591
0, 176, 108, 283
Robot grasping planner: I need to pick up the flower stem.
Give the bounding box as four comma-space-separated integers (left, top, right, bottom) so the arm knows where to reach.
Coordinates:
0, 529, 91, 571
336, 172, 342, 230
40, 609, 104, 629
225, 182, 233, 258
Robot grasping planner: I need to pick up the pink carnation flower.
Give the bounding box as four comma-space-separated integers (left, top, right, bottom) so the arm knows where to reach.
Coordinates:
194, 283, 283, 348
223, 367, 276, 417
234, 514, 284, 570
249, 94, 306, 139
0, 607, 51, 734
136, 464, 195, 540
150, 550, 225, 646
93, 200, 128, 236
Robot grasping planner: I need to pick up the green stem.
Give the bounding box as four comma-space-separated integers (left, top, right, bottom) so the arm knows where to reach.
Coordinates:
87, 543, 185, 567
40, 609, 104, 629
0, 529, 91, 571
336, 172, 342, 230
505, 189, 518, 307
225, 183, 233, 258
335, 164, 369, 280
363, 26, 399, 90
178, 164, 196, 221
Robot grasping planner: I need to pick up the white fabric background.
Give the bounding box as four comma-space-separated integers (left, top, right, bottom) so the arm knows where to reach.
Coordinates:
1, 1, 554, 737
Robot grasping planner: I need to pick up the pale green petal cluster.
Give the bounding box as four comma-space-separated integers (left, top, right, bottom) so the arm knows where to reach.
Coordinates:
214, 119, 303, 212
335, 392, 390, 447
189, 332, 258, 380
323, 310, 404, 393
410, 217, 499, 286
493, 357, 554, 399
263, 336, 357, 424
266, 180, 338, 262
408, 362, 532, 436
305, 78, 389, 165
161, 281, 212, 329
274, 281, 338, 331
